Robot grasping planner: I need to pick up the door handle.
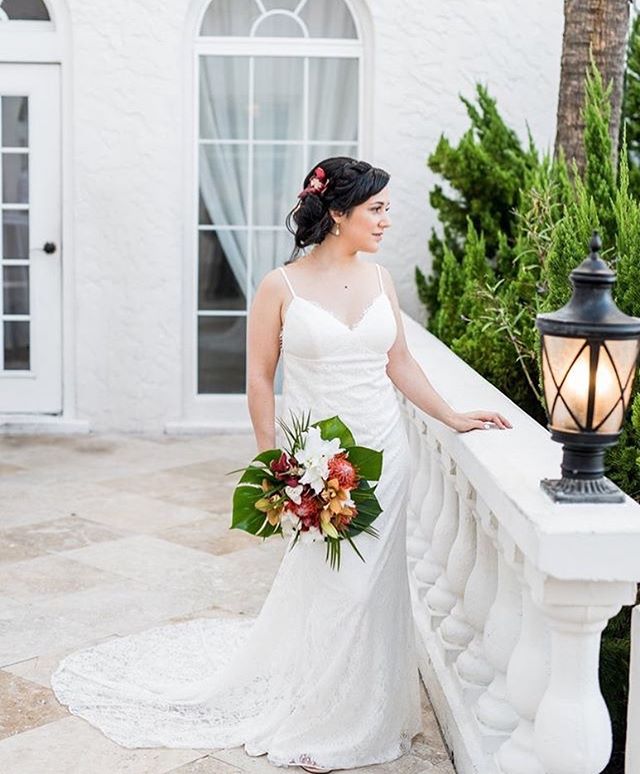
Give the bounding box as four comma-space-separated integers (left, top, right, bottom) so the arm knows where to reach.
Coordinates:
43, 242, 57, 254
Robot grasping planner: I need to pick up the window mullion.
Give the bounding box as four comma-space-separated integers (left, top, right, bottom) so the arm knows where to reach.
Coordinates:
247, 55, 255, 312
303, 55, 309, 173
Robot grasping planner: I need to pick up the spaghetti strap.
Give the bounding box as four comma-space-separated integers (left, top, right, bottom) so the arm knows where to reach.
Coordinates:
375, 262, 383, 292
278, 266, 297, 299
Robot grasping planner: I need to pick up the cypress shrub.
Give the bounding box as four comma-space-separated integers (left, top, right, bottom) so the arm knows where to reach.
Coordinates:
421, 58, 640, 774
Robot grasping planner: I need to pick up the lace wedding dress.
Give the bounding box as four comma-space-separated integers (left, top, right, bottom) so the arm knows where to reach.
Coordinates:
51, 261, 423, 770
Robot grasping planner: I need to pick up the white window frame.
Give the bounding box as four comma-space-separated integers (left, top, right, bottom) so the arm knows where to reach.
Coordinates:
175, 0, 373, 431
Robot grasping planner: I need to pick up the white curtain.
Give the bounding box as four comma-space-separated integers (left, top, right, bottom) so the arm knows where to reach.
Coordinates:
198, 18, 359, 300
199, 56, 250, 298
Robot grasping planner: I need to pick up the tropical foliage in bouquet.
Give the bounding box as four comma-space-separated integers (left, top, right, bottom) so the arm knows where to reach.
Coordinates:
229, 411, 383, 570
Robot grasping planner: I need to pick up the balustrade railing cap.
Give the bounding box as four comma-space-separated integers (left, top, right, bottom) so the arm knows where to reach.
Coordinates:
402, 311, 640, 583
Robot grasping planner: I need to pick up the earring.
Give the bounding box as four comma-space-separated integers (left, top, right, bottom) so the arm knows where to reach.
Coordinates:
334, 223, 341, 237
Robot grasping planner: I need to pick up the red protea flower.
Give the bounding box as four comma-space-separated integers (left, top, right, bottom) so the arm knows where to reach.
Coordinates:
269, 451, 300, 486
327, 452, 358, 490
293, 488, 321, 531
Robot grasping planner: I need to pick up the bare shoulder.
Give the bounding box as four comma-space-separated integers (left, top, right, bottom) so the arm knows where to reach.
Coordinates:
378, 264, 399, 298
255, 266, 287, 301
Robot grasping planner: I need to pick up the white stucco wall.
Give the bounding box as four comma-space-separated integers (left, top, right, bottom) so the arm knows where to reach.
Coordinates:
57, 0, 563, 431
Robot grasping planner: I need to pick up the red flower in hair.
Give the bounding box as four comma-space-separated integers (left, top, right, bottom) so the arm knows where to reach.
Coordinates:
298, 166, 329, 199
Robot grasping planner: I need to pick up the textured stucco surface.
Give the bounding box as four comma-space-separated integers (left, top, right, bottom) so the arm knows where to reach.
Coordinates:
58, 0, 562, 430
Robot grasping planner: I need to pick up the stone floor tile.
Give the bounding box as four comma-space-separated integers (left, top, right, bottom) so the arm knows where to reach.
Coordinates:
168, 755, 243, 773
410, 684, 451, 766
27, 580, 221, 640
0, 595, 21, 614
0, 534, 43, 565
347, 756, 444, 773
101, 469, 236, 513
163, 457, 253, 484
0, 463, 26, 476
0, 555, 117, 604
72, 491, 211, 533
62, 535, 226, 583
0, 670, 67, 740
211, 748, 442, 773
0, 515, 127, 557
167, 607, 246, 625
157, 518, 259, 556
0, 554, 122, 603
209, 749, 286, 773
0, 605, 96, 667
4, 634, 120, 688
0, 480, 114, 529
0, 715, 207, 774
0, 434, 203, 478
61, 535, 283, 616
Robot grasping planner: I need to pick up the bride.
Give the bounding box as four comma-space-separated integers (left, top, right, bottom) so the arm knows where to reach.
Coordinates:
51, 157, 511, 772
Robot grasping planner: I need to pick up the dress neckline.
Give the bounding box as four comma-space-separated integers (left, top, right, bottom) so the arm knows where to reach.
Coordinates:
279, 263, 388, 333
287, 292, 389, 332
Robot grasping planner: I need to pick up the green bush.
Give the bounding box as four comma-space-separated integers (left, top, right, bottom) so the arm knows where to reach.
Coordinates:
420, 57, 640, 774
416, 84, 538, 325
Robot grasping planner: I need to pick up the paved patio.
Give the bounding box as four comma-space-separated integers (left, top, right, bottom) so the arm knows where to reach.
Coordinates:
0, 432, 453, 774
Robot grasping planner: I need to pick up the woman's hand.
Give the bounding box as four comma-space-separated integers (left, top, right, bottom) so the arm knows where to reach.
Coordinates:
448, 410, 513, 433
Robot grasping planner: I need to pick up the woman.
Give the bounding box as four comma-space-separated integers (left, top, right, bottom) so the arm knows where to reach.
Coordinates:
51, 158, 511, 772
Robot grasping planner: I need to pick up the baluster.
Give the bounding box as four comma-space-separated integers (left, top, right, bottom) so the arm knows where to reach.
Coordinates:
414, 451, 457, 596
406, 418, 429, 547
473, 528, 522, 751
438, 476, 477, 660
533, 589, 634, 774
409, 435, 443, 569
426, 467, 472, 624
495, 560, 550, 774
455, 504, 497, 697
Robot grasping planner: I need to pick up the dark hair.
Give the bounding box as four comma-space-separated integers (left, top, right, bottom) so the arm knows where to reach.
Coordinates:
284, 157, 389, 262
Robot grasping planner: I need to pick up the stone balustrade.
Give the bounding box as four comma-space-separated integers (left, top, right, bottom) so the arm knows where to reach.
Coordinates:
399, 313, 640, 774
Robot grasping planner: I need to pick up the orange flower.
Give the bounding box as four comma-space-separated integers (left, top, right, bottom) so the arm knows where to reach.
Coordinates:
255, 478, 285, 526
321, 477, 352, 514
319, 478, 357, 534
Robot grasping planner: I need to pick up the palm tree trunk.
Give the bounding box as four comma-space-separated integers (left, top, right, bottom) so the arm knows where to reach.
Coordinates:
555, 0, 630, 173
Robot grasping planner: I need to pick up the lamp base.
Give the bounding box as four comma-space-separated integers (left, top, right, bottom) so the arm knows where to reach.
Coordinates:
540, 475, 625, 503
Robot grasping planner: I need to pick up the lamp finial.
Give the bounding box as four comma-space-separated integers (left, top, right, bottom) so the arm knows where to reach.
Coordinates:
590, 231, 602, 256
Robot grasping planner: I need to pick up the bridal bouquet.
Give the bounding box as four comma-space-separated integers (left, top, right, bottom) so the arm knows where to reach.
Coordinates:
228, 410, 383, 570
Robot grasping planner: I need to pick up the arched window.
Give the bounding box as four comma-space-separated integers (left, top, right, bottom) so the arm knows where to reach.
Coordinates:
195, 0, 362, 395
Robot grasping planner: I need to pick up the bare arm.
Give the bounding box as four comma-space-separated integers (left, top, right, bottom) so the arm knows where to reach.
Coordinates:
380, 266, 512, 432
246, 269, 285, 452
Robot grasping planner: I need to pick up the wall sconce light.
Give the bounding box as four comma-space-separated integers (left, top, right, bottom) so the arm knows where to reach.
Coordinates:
535, 232, 640, 503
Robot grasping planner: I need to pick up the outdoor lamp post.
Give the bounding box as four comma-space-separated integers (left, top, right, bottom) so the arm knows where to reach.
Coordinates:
535, 232, 640, 503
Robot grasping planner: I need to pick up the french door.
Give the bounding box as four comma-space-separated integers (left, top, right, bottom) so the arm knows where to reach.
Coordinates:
0, 64, 61, 413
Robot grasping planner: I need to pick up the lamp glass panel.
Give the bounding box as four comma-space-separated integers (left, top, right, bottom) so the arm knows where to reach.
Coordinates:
542, 334, 590, 431
619, 338, 640, 407
592, 338, 640, 432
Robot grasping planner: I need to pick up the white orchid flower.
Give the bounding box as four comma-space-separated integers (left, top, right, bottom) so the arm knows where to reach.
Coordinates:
284, 484, 303, 504
297, 426, 344, 494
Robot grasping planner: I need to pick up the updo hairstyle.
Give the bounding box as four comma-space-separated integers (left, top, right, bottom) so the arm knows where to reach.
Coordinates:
284, 157, 389, 262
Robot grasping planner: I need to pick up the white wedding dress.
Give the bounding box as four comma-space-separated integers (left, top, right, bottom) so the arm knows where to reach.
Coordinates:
51, 261, 423, 770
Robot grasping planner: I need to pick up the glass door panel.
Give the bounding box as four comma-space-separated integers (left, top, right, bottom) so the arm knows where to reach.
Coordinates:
0, 64, 61, 412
